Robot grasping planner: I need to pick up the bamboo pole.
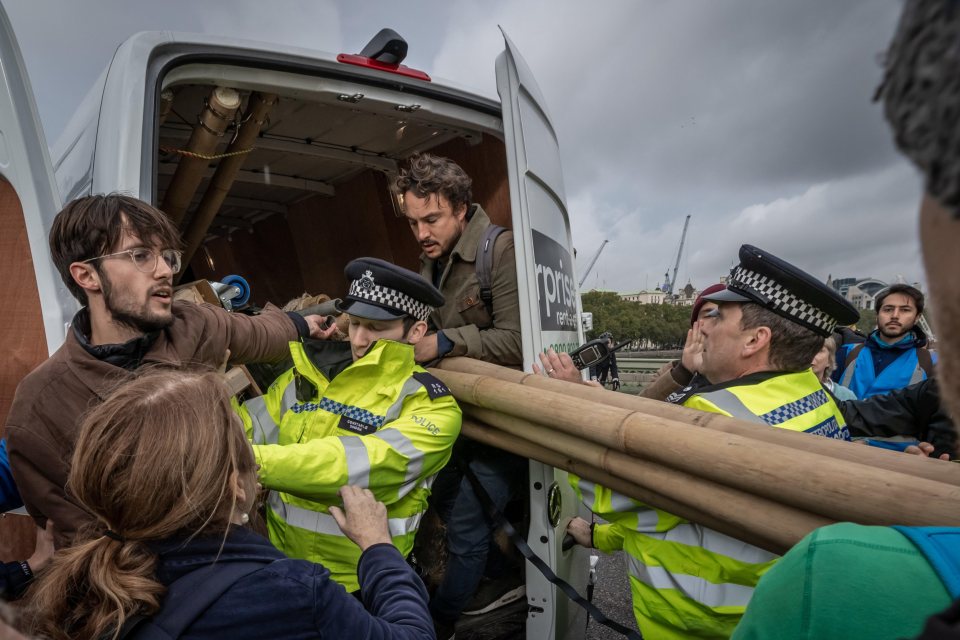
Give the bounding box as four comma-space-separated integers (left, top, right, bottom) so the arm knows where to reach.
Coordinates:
434, 357, 960, 485
463, 406, 828, 553
179, 92, 278, 275
161, 87, 242, 225
434, 368, 960, 527
462, 419, 788, 553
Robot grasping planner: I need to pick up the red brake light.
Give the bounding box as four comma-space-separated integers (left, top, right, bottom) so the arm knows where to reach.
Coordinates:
337, 53, 431, 81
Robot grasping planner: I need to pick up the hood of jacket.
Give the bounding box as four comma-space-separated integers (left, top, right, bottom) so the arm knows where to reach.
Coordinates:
868, 325, 928, 351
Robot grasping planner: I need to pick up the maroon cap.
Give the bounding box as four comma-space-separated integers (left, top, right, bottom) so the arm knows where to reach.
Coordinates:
690, 283, 726, 325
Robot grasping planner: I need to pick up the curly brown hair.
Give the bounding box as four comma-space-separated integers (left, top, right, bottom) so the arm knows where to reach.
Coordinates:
393, 154, 472, 211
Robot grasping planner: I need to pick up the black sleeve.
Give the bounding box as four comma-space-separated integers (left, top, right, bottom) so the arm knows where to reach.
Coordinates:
608, 352, 619, 378
841, 381, 924, 438
286, 312, 309, 339
841, 379, 957, 457
0, 560, 33, 601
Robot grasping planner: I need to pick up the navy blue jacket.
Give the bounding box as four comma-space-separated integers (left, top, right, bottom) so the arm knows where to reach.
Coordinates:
149, 527, 434, 640
0, 439, 23, 513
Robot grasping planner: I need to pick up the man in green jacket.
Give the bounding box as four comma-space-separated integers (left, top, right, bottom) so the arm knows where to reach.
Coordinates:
242, 258, 462, 592
395, 154, 526, 635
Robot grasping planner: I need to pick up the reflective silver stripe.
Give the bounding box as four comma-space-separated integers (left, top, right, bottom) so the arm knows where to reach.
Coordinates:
278, 378, 299, 414
840, 360, 856, 387
374, 427, 424, 495
627, 555, 755, 609
267, 490, 320, 532
248, 380, 299, 445
268, 491, 421, 536
656, 523, 778, 566
384, 377, 425, 424
910, 364, 924, 385
696, 389, 765, 424
339, 436, 370, 487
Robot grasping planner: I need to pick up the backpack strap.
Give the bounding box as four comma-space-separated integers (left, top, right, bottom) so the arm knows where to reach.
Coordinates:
894, 527, 960, 599
840, 343, 866, 388
917, 348, 935, 380
120, 561, 271, 640
475, 225, 507, 318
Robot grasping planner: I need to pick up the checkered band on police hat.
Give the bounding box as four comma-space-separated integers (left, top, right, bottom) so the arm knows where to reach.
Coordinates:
730, 266, 838, 334
348, 272, 433, 321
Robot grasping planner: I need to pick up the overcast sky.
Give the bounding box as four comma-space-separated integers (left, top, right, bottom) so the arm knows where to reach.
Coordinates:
4, 0, 923, 294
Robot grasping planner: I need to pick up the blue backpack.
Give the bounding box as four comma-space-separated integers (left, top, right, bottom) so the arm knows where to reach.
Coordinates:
895, 527, 960, 599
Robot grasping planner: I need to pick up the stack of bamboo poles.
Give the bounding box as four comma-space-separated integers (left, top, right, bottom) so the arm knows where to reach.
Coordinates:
430, 357, 960, 555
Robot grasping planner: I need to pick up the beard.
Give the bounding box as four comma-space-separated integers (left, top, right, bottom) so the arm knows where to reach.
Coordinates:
100, 269, 174, 334
879, 322, 911, 340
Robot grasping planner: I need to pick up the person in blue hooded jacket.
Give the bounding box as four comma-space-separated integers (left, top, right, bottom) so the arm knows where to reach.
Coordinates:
836, 283, 936, 399
21, 369, 433, 640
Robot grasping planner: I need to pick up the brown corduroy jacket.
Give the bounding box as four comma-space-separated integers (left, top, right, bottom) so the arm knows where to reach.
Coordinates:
420, 205, 522, 367
6, 301, 298, 545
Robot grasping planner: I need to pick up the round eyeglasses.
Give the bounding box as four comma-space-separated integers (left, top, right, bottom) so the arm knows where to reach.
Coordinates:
82, 248, 183, 274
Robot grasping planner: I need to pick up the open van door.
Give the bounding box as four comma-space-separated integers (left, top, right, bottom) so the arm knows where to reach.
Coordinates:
496, 30, 588, 639
0, 3, 68, 354
0, 1, 66, 559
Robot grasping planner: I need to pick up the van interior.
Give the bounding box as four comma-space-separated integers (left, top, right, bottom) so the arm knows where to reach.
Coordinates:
155, 72, 514, 307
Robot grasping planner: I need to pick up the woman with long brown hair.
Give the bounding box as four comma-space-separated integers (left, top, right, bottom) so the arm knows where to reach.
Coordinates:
22, 369, 433, 640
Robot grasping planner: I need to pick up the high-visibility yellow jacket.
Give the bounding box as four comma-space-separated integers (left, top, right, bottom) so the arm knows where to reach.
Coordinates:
241, 339, 461, 592
574, 369, 847, 639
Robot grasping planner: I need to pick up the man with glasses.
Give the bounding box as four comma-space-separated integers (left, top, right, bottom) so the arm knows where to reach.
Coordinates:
6, 194, 332, 545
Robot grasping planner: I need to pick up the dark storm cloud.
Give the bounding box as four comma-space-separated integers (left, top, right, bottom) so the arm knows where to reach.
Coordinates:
4, 0, 924, 294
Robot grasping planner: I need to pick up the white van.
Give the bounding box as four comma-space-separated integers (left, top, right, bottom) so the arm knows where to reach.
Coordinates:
0, 6, 588, 638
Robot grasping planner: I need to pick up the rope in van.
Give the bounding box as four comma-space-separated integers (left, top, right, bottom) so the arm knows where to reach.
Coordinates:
159, 146, 253, 161
459, 459, 643, 640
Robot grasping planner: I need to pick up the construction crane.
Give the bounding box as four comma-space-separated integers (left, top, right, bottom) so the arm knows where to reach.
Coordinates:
661, 215, 691, 297
578, 239, 609, 288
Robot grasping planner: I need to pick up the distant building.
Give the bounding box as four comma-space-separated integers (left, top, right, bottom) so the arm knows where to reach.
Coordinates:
620, 289, 666, 304
620, 281, 700, 305
672, 282, 700, 306
826, 275, 924, 311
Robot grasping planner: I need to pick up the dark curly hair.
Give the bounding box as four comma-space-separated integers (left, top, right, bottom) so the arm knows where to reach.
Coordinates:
393, 154, 472, 211
876, 0, 960, 218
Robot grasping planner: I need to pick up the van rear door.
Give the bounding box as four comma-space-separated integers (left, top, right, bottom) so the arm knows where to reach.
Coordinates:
0, 3, 68, 354
0, 1, 67, 560
496, 31, 588, 640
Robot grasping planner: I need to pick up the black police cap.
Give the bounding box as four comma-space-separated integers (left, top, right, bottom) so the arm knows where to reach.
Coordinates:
704, 245, 860, 337
338, 257, 444, 322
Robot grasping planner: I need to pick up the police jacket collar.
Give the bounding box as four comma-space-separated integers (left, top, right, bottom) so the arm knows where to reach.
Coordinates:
299, 339, 415, 384
690, 369, 795, 395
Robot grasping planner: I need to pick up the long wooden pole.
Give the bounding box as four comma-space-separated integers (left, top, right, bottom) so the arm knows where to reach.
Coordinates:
179, 92, 278, 276
461, 419, 788, 553
463, 406, 829, 553
435, 368, 960, 527
435, 357, 960, 484
161, 87, 242, 225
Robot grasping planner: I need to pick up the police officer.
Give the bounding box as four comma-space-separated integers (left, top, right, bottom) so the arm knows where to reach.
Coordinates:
241, 258, 462, 593
561, 245, 860, 638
